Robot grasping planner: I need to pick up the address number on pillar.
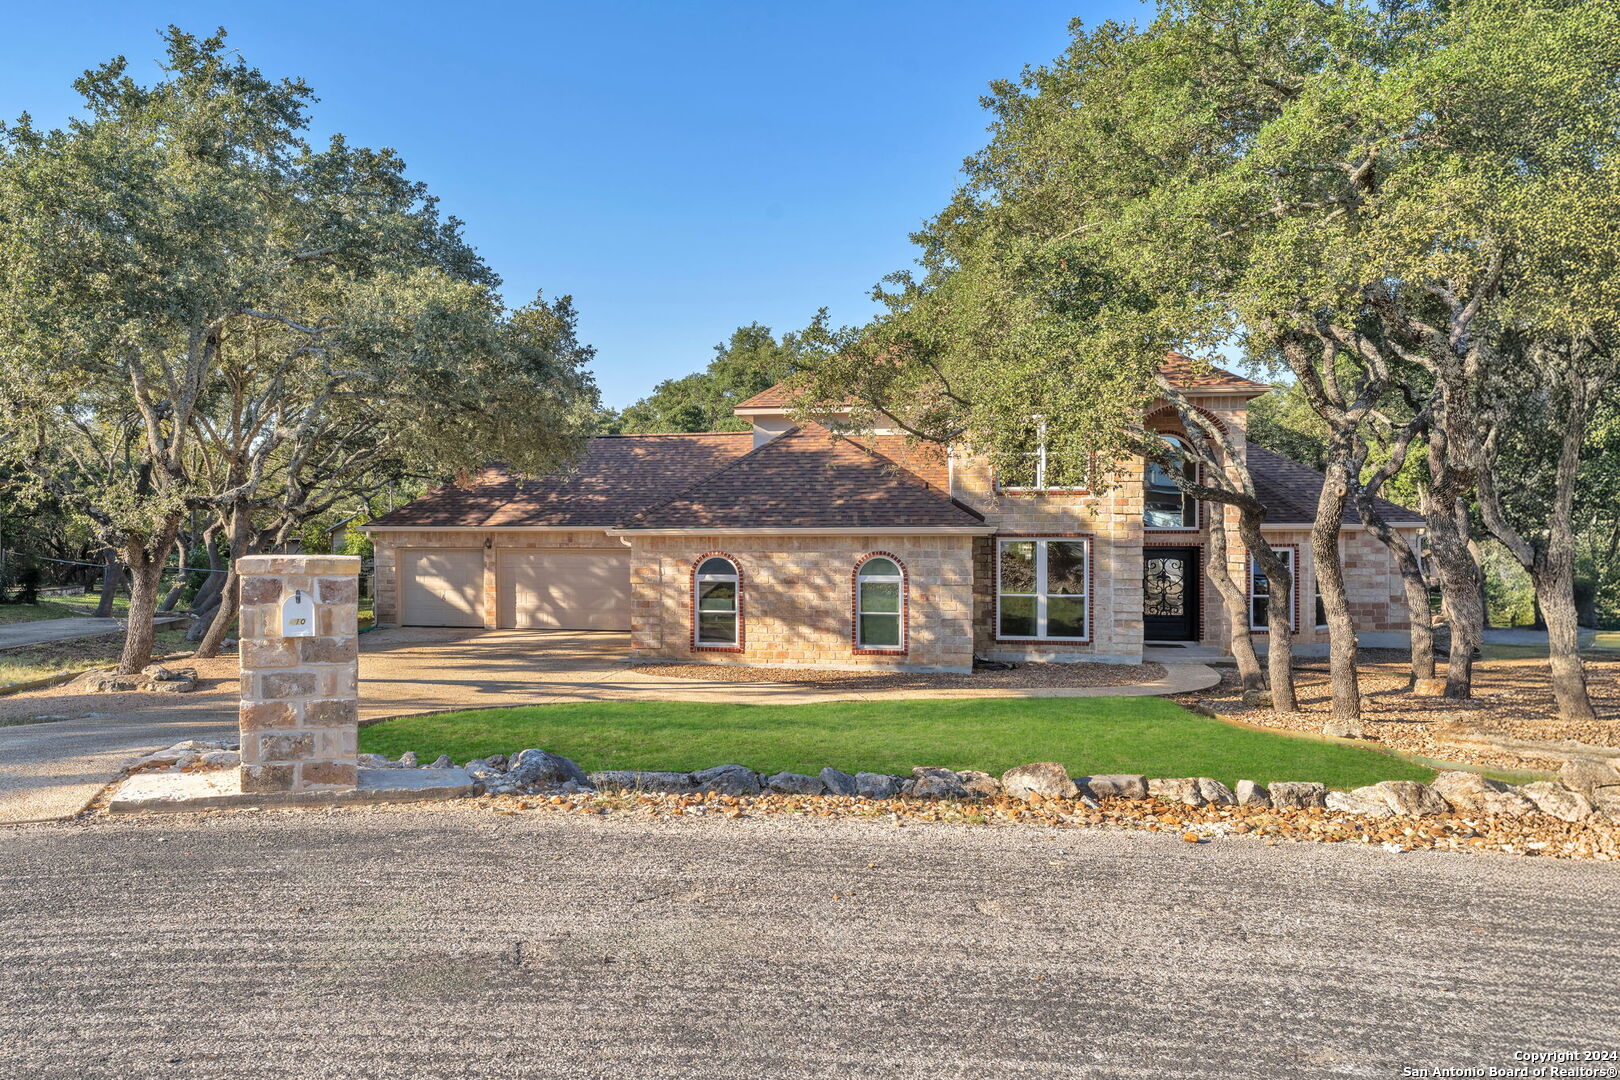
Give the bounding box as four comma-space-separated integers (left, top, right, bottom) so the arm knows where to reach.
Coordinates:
281, 589, 317, 638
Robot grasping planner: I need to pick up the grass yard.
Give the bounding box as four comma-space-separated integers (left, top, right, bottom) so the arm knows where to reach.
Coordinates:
360, 697, 1434, 791
0, 628, 191, 689
0, 593, 132, 625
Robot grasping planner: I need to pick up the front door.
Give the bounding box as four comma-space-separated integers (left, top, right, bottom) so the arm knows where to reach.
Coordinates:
1143, 547, 1200, 642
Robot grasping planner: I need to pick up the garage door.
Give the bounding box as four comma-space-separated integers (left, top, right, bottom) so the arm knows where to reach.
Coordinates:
400, 549, 484, 627
497, 550, 630, 631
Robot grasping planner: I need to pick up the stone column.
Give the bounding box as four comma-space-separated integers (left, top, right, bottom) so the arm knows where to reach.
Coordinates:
237, 555, 361, 793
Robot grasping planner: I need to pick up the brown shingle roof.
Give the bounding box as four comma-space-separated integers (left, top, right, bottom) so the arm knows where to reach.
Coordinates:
622, 423, 986, 531
1158, 352, 1272, 394
365, 433, 755, 529
1248, 444, 1425, 526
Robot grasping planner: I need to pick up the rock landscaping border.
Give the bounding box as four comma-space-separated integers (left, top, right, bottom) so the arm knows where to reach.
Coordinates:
346, 747, 1620, 860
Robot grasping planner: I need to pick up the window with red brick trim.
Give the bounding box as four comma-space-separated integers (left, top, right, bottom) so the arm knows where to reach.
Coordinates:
854, 555, 905, 652
693, 555, 740, 648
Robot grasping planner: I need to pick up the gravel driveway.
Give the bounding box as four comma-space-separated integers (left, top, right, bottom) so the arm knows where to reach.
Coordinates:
3, 807, 1615, 1078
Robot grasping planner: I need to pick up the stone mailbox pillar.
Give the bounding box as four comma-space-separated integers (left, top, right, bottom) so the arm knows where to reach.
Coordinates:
236, 555, 361, 793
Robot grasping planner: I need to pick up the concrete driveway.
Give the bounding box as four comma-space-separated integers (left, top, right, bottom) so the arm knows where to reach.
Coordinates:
0, 627, 1217, 825
3, 807, 1616, 1078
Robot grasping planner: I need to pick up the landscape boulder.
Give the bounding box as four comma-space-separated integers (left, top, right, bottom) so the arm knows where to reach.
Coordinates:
818, 767, 858, 797
1234, 780, 1271, 808
1324, 790, 1395, 817
1429, 771, 1505, 812
1001, 762, 1079, 802
955, 770, 1001, 798
398, 751, 419, 768
1241, 689, 1273, 708
508, 749, 589, 789
1352, 781, 1450, 816
428, 754, 455, 769
357, 753, 396, 769
854, 773, 902, 800
587, 770, 695, 794
1195, 778, 1237, 806
1147, 778, 1205, 807
693, 764, 763, 796
1268, 781, 1327, 809
1558, 758, 1620, 797
910, 767, 968, 800
767, 772, 826, 796
1079, 774, 1148, 800
1520, 781, 1594, 822
1591, 787, 1620, 820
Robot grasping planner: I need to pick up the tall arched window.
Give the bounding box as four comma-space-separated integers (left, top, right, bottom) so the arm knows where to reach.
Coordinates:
694, 556, 739, 647
1144, 434, 1198, 529
854, 555, 905, 651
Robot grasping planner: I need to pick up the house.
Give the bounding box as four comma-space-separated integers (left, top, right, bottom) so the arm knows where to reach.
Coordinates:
362, 362, 1424, 671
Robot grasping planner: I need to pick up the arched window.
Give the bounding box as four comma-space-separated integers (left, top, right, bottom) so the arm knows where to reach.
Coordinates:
855, 555, 905, 651
1144, 434, 1198, 529
694, 556, 740, 647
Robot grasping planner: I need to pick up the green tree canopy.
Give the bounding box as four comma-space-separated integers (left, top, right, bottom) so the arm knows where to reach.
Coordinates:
612, 321, 810, 433
0, 27, 599, 669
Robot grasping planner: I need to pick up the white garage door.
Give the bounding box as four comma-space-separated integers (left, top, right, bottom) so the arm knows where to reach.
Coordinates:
497, 550, 630, 631
401, 549, 484, 627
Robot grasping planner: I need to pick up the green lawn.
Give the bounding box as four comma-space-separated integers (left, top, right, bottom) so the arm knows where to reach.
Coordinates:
0, 628, 191, 689
0, 593, 131, 625
359, 697, 1434, 791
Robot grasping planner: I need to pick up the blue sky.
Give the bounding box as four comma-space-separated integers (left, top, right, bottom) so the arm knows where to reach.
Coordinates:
2, 1, 1152, 408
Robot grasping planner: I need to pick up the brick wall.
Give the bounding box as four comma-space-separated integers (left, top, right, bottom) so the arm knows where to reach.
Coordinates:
236, 554, 360, 793
952, 446, 1144, 663
626, 534, 976, 671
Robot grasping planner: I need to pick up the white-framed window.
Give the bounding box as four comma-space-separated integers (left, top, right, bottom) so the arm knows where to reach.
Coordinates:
694, 556, 739, 646
855, 556, 904, 651
994, 419, 1092, 492
1314, 562, 1328, 629
996, 538, 1090, 640
1250, 549, 1295, 631
1144, 434, 1199, 529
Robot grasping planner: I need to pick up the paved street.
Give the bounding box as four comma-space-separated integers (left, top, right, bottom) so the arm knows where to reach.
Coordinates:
0, 628, 1217, 824
2, 807, 1616, 1079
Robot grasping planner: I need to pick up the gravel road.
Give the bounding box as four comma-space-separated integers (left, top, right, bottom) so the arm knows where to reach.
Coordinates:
3, 807, 1617, 1079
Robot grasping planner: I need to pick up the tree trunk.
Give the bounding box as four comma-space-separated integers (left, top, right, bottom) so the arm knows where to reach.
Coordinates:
1235, 514, 1296, 712
1534, 560, 1597, 722
116, 524, 180, 675
1312, 446, 1363, 733
94, 547, 123, 619
1206, 509, 1265, 692
158, 530, 190, 612
195, 507, 253, 658
1423, 466, 1482, 698
1356, 498, 1436, 685
185, 527, 227, 641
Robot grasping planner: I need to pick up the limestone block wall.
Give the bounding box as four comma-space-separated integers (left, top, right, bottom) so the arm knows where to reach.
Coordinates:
236, 555, 360, 793
627, 534, 977, 671
952, 452, 1144, 664
371, 528, 619, 626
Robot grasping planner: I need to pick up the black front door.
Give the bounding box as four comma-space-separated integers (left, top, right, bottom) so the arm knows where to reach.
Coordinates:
1143, 547, 1200, 641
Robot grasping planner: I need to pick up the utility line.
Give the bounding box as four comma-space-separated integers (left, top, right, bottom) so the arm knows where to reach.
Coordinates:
1, 550, 231, 574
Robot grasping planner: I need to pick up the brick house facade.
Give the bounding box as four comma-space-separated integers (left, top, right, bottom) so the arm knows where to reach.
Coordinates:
365, 362, 1422, 672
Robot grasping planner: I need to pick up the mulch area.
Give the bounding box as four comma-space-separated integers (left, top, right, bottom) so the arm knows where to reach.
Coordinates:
628, 660, 1169, 692
1186, 650, 1620, 773
388, 788, 1617, 861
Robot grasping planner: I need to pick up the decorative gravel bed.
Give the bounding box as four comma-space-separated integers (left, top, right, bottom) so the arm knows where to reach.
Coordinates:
629, 660, 1169, 691
1189, 655, 1620, 772
447, 789, 1618, 861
